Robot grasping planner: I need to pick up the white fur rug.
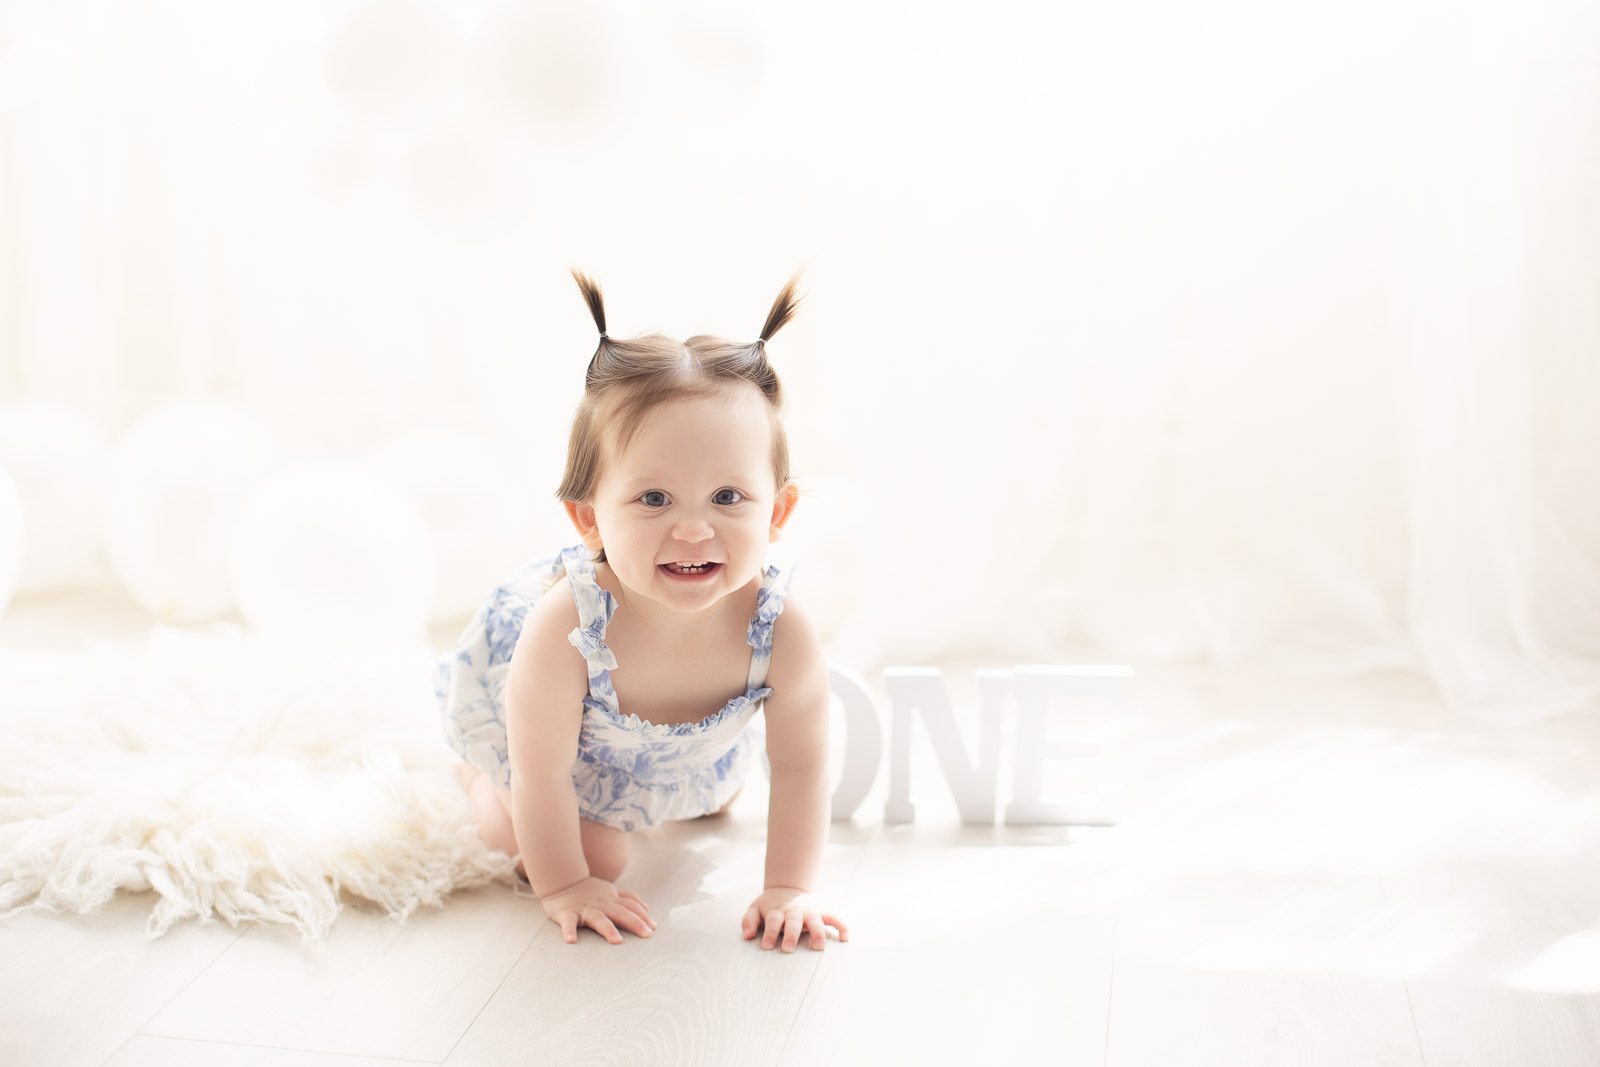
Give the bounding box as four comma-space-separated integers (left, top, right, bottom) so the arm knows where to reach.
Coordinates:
0, 624, 518, 942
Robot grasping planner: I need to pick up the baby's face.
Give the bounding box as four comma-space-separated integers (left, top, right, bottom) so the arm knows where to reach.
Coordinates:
581, 386, 791, 616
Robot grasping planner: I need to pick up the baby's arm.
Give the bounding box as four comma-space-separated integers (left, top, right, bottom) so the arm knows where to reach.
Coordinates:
743, 595, 849, 951
504, 593, 654, 944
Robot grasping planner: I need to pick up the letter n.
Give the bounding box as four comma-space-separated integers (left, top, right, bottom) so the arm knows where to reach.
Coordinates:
883, 668, 1007, 825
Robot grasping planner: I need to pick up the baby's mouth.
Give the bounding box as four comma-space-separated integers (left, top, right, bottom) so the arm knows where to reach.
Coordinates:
662, 561, 720, 576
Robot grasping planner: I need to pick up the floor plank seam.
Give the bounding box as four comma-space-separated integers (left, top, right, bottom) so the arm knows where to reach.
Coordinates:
97, 1031, 138, 1067
1102, 917, 1118, 1067
128, 919, 252, 1045
1402, 979, 1426, 1066
111, 1033, 445, 1063
440, 914, 544, 1064
774, 823, 878, 1066
773, 951, 824, 1065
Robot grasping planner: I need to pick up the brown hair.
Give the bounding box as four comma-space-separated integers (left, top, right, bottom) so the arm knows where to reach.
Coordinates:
556, 269, 802, 508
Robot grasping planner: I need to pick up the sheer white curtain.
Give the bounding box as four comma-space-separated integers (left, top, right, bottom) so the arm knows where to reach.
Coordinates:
1, 0, 1596, 721
1387, 2, 1600, 720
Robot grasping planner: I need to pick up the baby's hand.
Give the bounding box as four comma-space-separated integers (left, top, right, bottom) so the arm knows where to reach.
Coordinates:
539, 876, 657, 945
741, 887, 849, 952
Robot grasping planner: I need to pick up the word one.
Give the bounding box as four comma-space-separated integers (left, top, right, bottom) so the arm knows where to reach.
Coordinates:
819, 664, 1133, 826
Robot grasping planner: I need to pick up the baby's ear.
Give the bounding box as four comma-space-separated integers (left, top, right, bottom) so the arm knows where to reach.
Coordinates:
564, 501, 604, 552
768, 482, 800, 543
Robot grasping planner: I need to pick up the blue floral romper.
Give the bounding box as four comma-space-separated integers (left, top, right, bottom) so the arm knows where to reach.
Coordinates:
435, 545, 794, 832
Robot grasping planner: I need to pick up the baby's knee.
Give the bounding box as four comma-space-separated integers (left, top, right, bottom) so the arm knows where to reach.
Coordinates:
704, 786, 742, 817
579, 818, 630, 882
461, 762, 518, 858
588, 855, 625, 883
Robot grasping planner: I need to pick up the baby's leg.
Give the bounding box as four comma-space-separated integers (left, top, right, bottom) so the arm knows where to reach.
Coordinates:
459, 761, 521, 876
578, 817, 630, 883
457, 761, 631, 884
702, 787, 742, 817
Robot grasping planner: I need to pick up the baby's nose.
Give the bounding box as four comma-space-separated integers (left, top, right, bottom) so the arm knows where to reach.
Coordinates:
671, 514, 714, 543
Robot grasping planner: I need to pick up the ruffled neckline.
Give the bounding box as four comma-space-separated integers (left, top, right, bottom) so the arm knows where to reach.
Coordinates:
585, 684, 774, 738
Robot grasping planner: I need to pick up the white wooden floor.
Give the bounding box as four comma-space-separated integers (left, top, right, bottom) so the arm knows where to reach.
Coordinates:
3, 587, 1600, 1066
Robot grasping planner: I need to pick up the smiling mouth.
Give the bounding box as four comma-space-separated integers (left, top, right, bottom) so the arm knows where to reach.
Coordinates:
661, 561, 721, 577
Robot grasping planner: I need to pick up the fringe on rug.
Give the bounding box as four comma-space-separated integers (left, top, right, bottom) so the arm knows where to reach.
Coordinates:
0, 623, 521, 941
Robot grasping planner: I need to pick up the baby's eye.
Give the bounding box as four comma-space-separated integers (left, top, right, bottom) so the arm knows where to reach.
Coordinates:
640, 490, 670, 508
713, 488, 743, 506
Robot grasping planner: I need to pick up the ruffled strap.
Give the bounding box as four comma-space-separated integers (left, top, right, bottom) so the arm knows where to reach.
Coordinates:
563, 547, 619, 673
745, 563, 795, 688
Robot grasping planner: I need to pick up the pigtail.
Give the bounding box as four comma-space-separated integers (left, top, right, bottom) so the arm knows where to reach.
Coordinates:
757, 271, 804, 345
571, 268, 613, 384
571, 269, 607, 336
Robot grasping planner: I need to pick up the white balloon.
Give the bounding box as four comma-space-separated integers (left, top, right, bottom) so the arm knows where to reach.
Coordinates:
230, 460, 435, 644
0, 401, 110, 593
365, 429, 536, 622
104, 399, 289, 624
0, 463, 24, 617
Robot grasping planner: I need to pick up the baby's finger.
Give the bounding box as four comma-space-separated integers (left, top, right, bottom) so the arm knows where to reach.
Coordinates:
781, 908, 807, 952
560, 912, 579, 945
762, 909, 785, 950
584, 907, 623, 945
609, 902, 653, 938
823, 913, 850, 942
803, 912, 827, 951
618, 888, 650, 911
620, 896, 657, 930
742, 906, 760, 940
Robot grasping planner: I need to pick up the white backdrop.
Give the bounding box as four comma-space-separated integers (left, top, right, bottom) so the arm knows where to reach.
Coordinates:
1, 0, 1598, 721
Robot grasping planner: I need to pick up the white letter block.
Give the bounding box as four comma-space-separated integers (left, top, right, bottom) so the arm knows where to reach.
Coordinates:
827, 665, 884, 822
1006, 666, 1132, 826
884, 667, 1005, 825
